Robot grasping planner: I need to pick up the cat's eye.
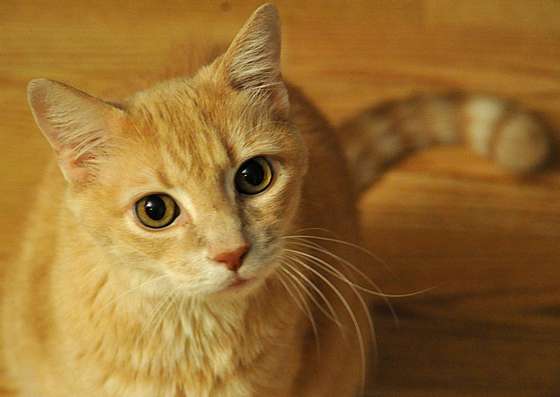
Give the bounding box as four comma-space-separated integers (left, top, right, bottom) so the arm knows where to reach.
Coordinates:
235, 157, 273, 195
135, 194, 180, 229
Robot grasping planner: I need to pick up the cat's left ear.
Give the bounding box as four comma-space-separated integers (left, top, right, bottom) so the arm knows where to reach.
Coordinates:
219, 4, 289, 117
27, 79, 124, 184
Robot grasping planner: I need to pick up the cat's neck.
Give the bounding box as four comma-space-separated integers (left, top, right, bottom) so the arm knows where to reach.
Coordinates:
54, 221, 302, 393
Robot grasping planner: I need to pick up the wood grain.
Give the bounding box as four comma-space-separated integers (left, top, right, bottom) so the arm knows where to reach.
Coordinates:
1, 1, 560, 396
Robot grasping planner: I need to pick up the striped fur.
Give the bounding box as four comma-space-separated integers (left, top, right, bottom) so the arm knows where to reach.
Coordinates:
338, 93, 552, 194
3, 4, 556, 397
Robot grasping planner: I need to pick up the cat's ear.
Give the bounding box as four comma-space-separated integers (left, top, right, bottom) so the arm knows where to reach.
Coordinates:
219, 4, 288, 117
27, 79, 124, 184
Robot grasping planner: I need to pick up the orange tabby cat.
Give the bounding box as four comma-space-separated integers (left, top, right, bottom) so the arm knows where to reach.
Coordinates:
0, 4, 551, 397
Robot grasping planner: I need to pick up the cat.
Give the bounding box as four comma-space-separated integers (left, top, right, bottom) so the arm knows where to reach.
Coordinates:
0, 3, 552, 397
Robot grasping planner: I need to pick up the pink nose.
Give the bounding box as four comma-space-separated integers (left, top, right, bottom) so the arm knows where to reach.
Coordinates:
212, 244, 250, 272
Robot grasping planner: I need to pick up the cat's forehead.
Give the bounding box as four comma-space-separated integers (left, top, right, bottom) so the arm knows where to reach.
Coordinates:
120, 79, 289, 188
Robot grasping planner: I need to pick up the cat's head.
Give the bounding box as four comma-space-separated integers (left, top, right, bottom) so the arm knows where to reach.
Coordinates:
27, 4, 308, 297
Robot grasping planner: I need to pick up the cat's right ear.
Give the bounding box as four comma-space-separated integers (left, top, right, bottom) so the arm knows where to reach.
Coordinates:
27, 79, 124, 184
218, 4, 289, 118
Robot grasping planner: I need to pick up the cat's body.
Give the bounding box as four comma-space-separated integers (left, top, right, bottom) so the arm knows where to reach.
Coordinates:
0, 4, 552, 397
1, 84, 367, 397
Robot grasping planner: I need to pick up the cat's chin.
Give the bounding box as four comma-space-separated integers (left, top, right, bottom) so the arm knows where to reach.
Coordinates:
219, 276, 258, 295
226, 276, 255, 290
212, 272, 270, 298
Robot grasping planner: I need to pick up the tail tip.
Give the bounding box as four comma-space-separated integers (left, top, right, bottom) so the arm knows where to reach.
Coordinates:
494, 113, 552, 173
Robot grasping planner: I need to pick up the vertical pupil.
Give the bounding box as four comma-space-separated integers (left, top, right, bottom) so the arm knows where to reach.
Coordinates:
241, 160, 264, 186
144, 196, 166, 220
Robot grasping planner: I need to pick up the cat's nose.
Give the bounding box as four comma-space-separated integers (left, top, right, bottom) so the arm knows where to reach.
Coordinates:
212, 244, 250, 272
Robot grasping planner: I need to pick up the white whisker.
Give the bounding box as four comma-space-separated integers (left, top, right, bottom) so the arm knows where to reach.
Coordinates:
282, 262, 342, 327
285, 238, 400, 326
277, 269, 320, 356
286, 248, 378, 376
283, 234, 393, 275
283, 254, 368, 394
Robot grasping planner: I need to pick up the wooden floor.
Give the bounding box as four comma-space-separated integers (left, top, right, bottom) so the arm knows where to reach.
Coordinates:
2, 1, 560, 396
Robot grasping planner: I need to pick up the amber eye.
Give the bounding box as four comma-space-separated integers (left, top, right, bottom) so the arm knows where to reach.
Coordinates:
235, 157, 273, 195
135, 194, 180, 229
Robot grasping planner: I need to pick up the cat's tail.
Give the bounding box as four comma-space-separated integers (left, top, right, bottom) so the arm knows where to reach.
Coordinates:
337, 93, 553, 194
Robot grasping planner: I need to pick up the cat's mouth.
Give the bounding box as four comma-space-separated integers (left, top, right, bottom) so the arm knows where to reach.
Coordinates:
212, 275, 259, 296
225, 276, 255, 291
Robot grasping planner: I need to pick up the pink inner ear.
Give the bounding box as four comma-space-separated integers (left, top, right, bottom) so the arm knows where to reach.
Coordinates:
27, 79, 125, 184
51, 133, 105, 184
57, 150, 97, 183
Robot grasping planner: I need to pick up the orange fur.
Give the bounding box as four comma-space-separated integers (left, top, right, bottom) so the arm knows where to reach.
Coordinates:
1, 4, 552, 397
339, 93, 551, 193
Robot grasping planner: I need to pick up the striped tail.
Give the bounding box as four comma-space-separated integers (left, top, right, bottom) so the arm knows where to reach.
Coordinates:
337, 93, 553, 194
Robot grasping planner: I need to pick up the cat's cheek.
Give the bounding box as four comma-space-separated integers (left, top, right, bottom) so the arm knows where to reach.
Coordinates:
237, 247, 284, 281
